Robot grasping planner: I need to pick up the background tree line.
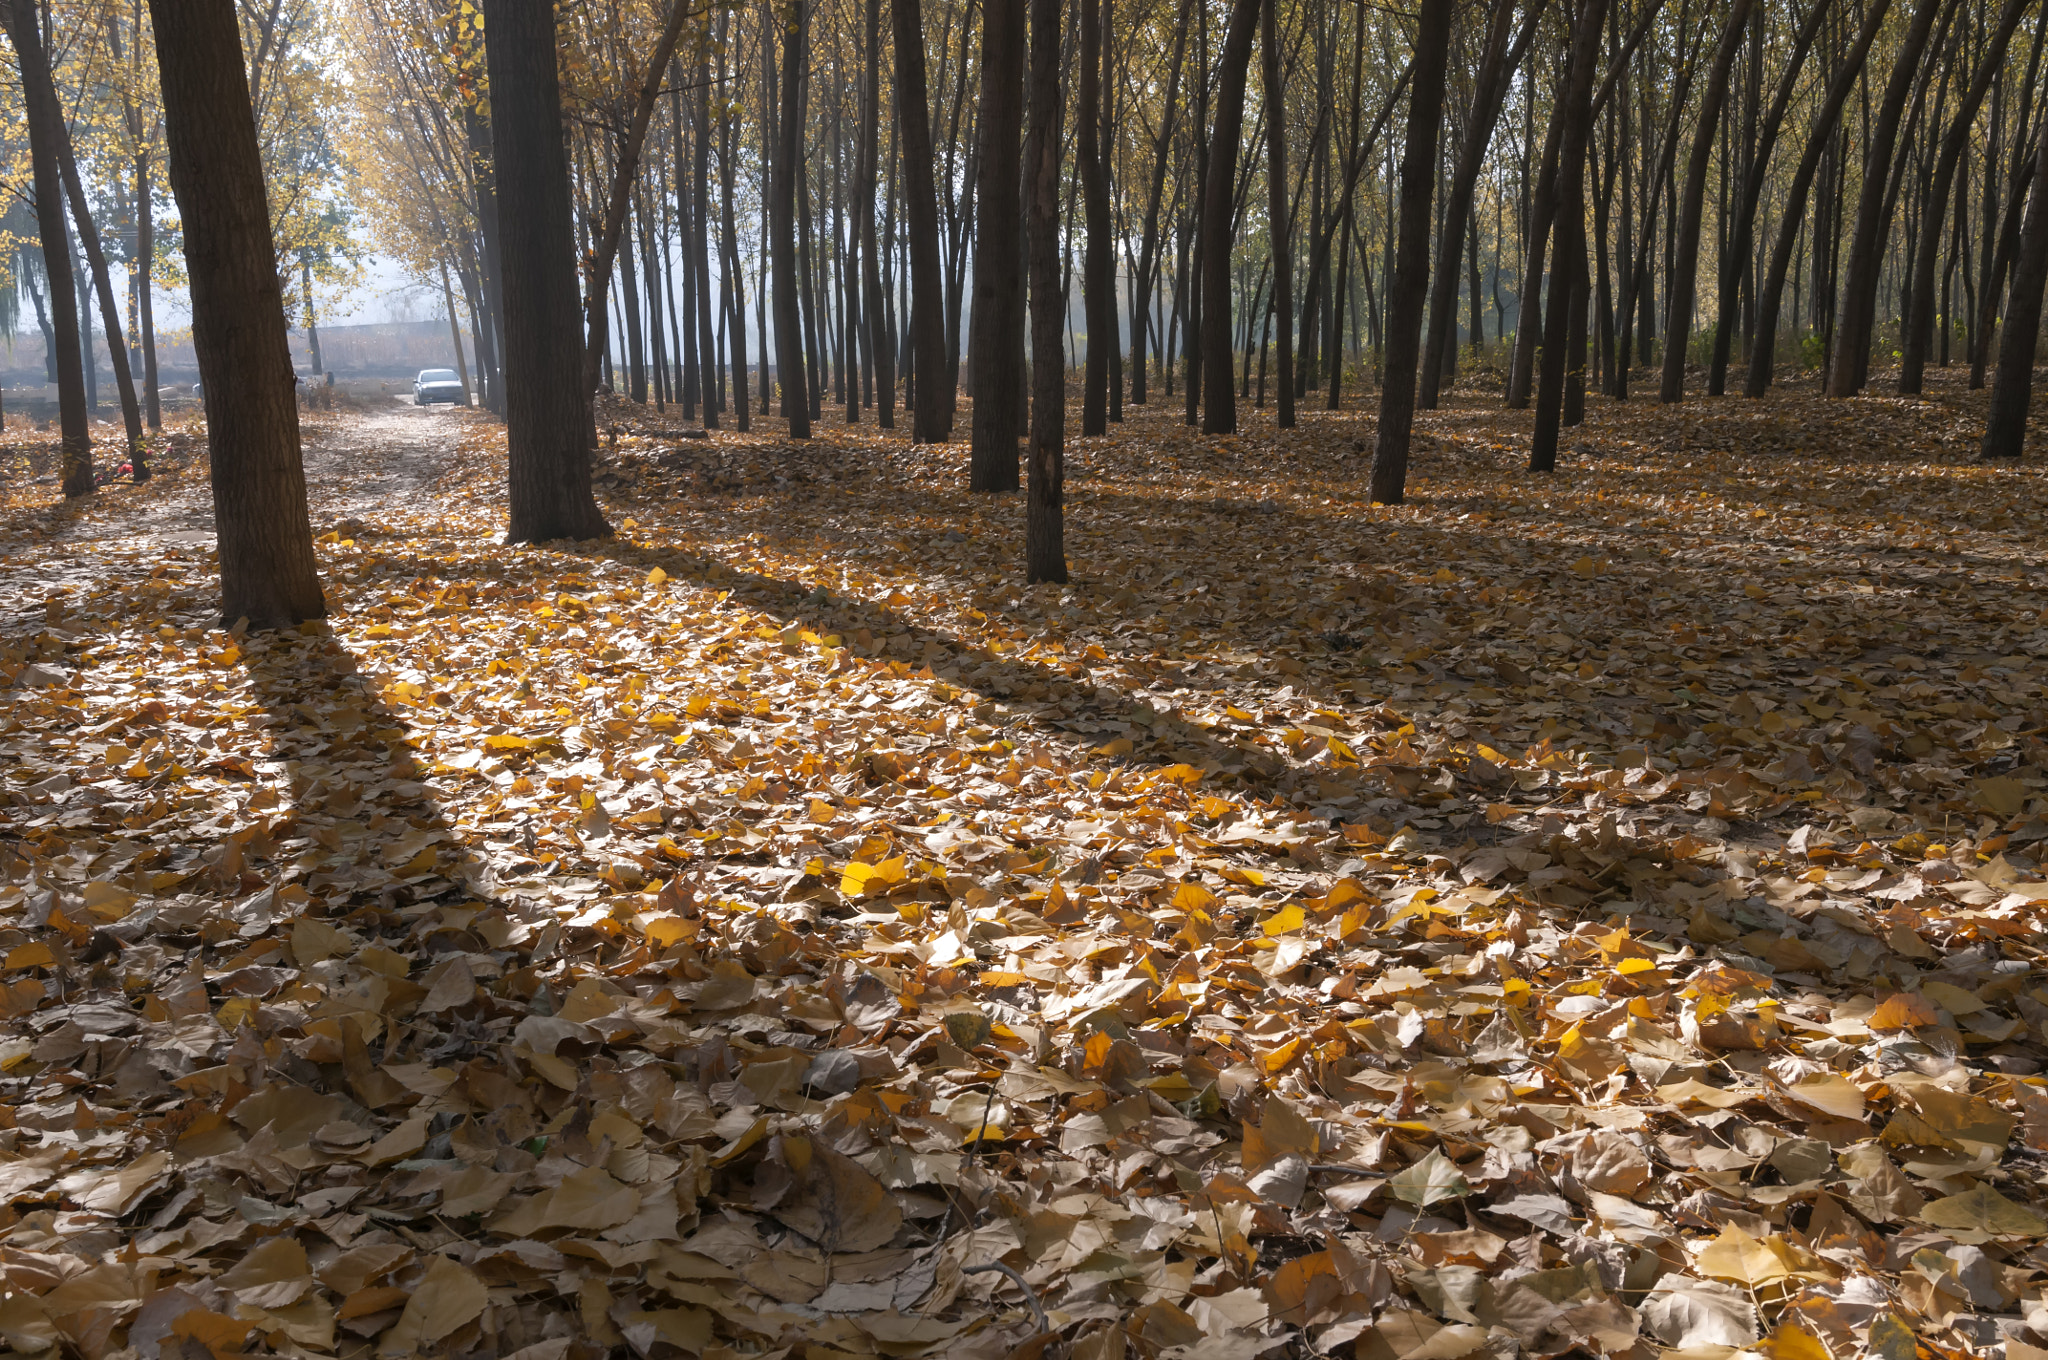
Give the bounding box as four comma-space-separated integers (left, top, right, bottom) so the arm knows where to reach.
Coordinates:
9, 0, 2048, 625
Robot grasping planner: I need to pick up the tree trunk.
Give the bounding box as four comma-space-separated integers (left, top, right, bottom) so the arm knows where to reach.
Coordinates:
1130, 1, 1190, 408
1828, 0, 1949, 396
895, 0, 954, 441
1078, 0, 1110, 434
771, 0, 811, 434
149, 0, 327, 624
1198, 0, 1262, 435
1981, 92, 2048, 459
1745, 0, 1891, 397
136, 153, 160, 434
437, 261, 470, 401
1261, 0, 1293, 429
1365, 0, 1451, 502
860, 0, 893, 429
970, 0, 1026, 489
1900, 0, 2029, 394
1658, 0, 1756, 403
1530, 0, 1610, 470
10, 0, 91, 496
1507, 99, 1564, 410
1025, 0, 1066, 582
577, 0, 690, 401
1708, 0, 1832, 395
1420, 0, 1528, 410
480, 0, 610, 544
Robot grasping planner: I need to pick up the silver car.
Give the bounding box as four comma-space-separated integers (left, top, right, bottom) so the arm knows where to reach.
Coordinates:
413, 368, 466, 405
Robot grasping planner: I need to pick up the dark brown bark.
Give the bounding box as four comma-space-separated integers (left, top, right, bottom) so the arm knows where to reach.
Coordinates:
970, 0, 1026, 490
1981, 93, 2048, 460
148, 0, 327, 625
1419, 0, 1532, 411
1530, 0, 1610, 471
1079, 0, 1110, 435
1025, 0, 1065, 582
718, 6, 751, 431
860, 0, 893, 429
1197, 0, 1261, 435
1828, 0, 1949, 396
1745, 0, 1891, 397
1260, 0, 1292, 429
1900, 0, 2030, 394
1131, 0, 1192, 407
480, 0, 610, 544
8, 0, 89, 495
895, 0, 954, 441
1658, 0, 1756, 403
577, 0, 690, 401
1365, 0, 1451, 502
1706, 0, 1832, 395
693, 59, 721, 428
136, 153, 159, 436
771, 0, 810, 434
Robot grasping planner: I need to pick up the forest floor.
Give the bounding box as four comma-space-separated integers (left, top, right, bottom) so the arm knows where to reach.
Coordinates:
2, 371, 2048, 1360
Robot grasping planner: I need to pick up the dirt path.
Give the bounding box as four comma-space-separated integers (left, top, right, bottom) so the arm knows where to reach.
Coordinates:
0, 398, 477, 633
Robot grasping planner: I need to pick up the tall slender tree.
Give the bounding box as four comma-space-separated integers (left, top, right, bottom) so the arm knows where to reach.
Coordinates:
1658, 0, 1756, 403
1025, 0, 1066, 581
1079, 0, 1111, 434
895, 0, 954, 441
1366, 0, 1452, 501
970, 0, 1026, 489
7, 0, 90, 496
481, 0, 611, 543
1197, 0, 1261, 435
1745, 0, 1892, 396
1828, 0, 1950, 396
1531, 0, 1610, 470
1260, 0, 1292, 429
1981, 83, 2048, 460
149, 0, 328, 624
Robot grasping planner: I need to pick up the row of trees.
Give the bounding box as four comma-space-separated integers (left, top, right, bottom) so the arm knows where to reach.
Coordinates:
2, 0, 357, 497
345, 0, 2048, 589
12, 0, 2048, 625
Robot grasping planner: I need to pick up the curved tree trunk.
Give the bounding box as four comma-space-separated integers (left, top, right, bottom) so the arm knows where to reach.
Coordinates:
1261, 0, 1293, 429
1828, 0, 1950, 397
1025, 0, 1066, 581
150, 0, 329, 624
1981, 95, 2048, 460
1198, 0, 1261, 435
1706, 0, 1832, 395
1531, 0, 1610, 470
1900, 0, 2030, 394
576, 0, 691, 402
1658, 0, 1755, 403
8, 0, 90, 496
1079, 0, 1110, 434
1365, 0, 1452, 501
480, 0, 611, 545
1131, 3, 1190, 408
1419, 0, 1530, 411
895, 0, 954, 441
772, 0, 811, 435
969, 0, 1026, 489
858, 0, 890, 429
1506, 103, 1564, 411
1745, 0, 1892, 397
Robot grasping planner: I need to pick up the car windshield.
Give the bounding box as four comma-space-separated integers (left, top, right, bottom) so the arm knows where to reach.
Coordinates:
419, 369, 459, 383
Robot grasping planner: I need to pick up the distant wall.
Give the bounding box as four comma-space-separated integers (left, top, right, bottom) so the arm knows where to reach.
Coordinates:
0, 318, 474, 388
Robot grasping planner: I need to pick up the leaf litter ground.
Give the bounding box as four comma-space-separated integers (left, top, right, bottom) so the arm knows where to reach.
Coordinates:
3, 378, 2048, 1360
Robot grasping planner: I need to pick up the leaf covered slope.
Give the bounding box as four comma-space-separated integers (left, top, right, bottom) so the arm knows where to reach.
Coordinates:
2, 389, 2048, 1359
